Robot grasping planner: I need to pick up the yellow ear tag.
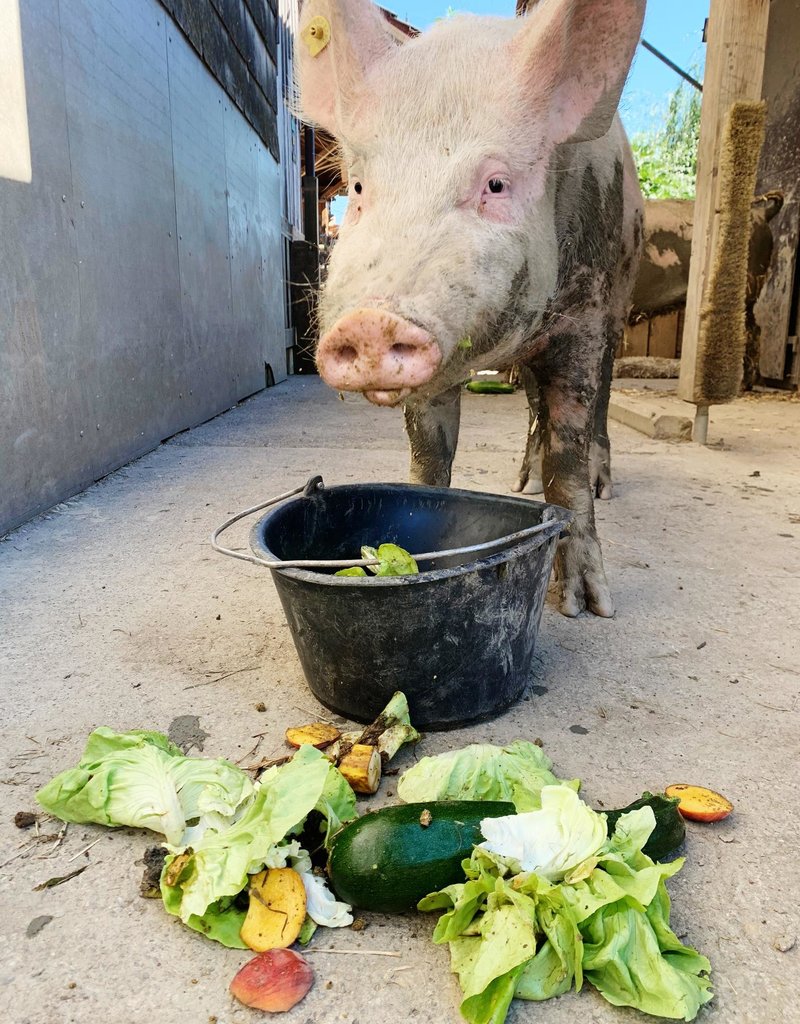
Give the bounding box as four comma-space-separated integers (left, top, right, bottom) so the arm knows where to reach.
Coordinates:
302, 16, 331, 57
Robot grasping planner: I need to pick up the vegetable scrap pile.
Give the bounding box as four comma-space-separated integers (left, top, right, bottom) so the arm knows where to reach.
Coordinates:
36, 715, 729, 1021
36, 693, 418, 1012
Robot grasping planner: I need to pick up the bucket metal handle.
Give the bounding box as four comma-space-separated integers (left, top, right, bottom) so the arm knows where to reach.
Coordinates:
211, 475, 566, 572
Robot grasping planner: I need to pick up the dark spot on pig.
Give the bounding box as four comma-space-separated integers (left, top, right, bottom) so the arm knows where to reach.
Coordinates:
478, 261, 532, 357
570, 725, 589, 735
633, 209, 643, 251
530, 685, 549, 696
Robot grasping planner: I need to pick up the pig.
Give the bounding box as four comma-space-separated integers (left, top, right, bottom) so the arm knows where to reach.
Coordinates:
297, 0, 645, 617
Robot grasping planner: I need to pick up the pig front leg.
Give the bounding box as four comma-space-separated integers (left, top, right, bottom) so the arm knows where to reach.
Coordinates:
537, 364, 614, 618
405, 386, 462, 487
589, 336, 616, 501
511, 364, 544, 495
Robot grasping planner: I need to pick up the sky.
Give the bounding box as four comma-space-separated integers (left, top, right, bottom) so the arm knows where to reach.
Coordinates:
330, 1, 709, 219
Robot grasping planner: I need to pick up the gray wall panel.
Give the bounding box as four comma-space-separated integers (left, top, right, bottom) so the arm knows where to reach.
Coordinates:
168, 28, 238, 423
256, 143, 290, 379
59, 0, 185, 467
1, 0, 290, 535
224, 99, 287, 388
0, 1, 85, 528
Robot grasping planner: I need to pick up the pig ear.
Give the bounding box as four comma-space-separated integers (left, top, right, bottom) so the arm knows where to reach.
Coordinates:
514, 0, 645, 145
296, 0, 398, 136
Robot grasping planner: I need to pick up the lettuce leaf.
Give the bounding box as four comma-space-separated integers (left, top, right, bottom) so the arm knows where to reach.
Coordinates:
397, 741, 579, 811
314, 754, 358, 847
301, 868, 353, 928
36, 728, 253, 846
363, 544, 419, 576
159, 887, 248, 949
335, 544, 419, 577
581, 884, 713, 1021
419, 790, 712, 1023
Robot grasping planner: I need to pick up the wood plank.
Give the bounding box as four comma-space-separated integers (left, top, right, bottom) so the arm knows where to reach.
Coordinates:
624, 319, 650, 357
754, 0, 800, 382
648, 311, 680, 359
678, 0, 771, 408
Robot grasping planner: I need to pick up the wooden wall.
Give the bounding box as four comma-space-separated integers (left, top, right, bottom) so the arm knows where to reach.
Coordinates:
621, 311, 685, 360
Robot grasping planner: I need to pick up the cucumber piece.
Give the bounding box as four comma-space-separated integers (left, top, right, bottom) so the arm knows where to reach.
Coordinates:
465, 381, 516, 395
604, 792, 686, 861
327, 800, 515, 913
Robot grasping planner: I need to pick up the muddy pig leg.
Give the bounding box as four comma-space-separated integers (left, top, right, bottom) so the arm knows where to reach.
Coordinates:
511, 363, 544, 495
589, 332, 617, 501
536, 352, 613, 618
405, 385, 462, 487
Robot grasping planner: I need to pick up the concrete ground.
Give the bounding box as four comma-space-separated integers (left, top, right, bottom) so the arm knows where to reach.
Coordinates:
1, 377, 798, 1024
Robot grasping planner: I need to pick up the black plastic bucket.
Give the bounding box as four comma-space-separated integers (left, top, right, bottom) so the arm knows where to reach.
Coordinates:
248, 482, 571, 730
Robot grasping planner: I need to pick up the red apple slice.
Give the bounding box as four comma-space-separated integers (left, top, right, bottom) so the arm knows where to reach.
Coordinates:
230, 949, 314, 1012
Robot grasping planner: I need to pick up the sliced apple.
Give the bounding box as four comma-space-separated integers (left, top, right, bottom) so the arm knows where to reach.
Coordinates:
240, 868, 307, 952
285, 723, 341, 750
665, 783, 733, 822
230, 948, 314, 1012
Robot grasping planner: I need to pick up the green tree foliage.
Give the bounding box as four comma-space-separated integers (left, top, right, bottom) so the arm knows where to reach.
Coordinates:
631, 81, 702, 199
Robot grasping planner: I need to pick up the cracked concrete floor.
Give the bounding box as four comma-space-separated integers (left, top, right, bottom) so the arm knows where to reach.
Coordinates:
1, 378, 799, 1024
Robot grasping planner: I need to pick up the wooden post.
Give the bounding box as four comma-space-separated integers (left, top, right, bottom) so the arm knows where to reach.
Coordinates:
678, 0, 771, 439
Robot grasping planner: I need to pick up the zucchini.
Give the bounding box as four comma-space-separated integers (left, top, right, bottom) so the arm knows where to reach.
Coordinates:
604, 792, 685, 861
465, 381, 516, 395
327, 800, 515, 913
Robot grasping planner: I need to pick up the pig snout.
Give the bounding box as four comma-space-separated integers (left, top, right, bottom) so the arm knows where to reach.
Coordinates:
316, 309, 441, 407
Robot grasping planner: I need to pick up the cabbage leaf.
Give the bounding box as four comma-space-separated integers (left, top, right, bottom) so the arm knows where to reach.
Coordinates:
397, 741, 579, 811
36, 728, 253, 846
478, 787, 606, 881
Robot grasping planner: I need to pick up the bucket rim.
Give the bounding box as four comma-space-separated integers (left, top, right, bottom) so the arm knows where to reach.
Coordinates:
249, 481, 571, 587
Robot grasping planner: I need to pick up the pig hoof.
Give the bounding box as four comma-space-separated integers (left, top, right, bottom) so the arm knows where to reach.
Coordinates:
590, 443, 613, 500
587, 579, 615, 618
559, 572, 615, 619
511, 471, 543, 496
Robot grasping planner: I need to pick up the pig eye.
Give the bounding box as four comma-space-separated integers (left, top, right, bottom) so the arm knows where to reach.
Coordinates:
353, 181, 363, 195
487, 178, 507, 194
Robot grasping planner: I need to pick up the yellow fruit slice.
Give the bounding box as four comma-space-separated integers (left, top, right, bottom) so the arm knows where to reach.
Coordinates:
285, 723, 342, 749
665, 784, 733, 822
338, 744, 382, 794
240, 868, 307, 952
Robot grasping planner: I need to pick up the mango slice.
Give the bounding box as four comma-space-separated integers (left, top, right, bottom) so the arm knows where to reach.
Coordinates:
285, 723, 342, 750
240, 868, 307, 952
665, 783, 733, 822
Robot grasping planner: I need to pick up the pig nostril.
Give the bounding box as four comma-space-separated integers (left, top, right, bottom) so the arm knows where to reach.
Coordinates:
334, 344, 358, 365
390, 343, 419, 359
